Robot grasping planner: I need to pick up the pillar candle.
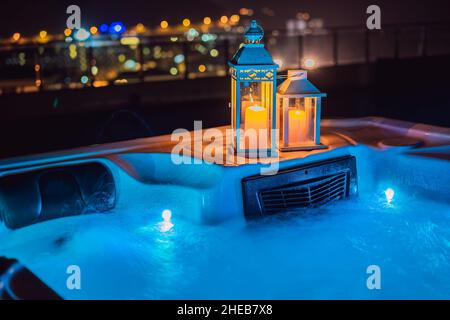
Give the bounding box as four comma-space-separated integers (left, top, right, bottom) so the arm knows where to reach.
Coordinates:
288, 109, 306, 144
241, 100, 261, 119
244, 105, 268, 148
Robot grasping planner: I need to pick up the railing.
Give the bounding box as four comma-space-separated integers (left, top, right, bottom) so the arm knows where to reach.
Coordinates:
1, 22, 449, 95
272, 22, 450, 69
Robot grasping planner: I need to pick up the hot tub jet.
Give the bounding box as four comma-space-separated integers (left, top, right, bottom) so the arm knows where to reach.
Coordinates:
385, 188, 395, 204
159, 209, 174, 232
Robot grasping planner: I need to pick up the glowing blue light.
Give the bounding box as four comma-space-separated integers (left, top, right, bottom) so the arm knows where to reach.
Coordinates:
187, 28, 199, 37
162, 209, 172, 221
186, 28, 199, 41
174, 54, 185, 64
385, 188, 395, 204
74, 28, 90, 41
159, 209, 173, 232
124, 59, 137, 70
109, 22, 125, 34
80, 75, 89, 84
201, 33, 217, 42
99, 24, 109, 33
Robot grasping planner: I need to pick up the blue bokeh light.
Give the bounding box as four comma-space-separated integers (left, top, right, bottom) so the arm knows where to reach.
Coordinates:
99, 24, 109, 33
109, 22, 126, 35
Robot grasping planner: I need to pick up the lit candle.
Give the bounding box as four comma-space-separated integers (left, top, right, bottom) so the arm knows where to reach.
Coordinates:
288, 109, 307, 144
241, 100, 261, 119
244, 105, 268, 148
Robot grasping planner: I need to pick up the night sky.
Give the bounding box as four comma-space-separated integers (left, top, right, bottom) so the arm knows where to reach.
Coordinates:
1, 0, 450, 37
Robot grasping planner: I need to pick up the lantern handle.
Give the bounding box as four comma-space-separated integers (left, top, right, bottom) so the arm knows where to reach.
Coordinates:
244, 20, 264, 44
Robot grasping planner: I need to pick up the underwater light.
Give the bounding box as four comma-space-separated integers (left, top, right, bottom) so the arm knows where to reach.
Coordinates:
162, 209, 172, 220
385, 188, 395, 204
159, 209, 174, 232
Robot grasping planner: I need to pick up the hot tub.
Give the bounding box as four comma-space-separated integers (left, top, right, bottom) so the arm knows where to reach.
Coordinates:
0, 117, 449, 299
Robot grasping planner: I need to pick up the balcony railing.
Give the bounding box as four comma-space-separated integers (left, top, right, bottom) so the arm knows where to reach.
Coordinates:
1, 22, 449, 95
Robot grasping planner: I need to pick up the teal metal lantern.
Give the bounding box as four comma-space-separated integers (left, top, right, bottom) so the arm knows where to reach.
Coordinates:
228, 20, 279, 156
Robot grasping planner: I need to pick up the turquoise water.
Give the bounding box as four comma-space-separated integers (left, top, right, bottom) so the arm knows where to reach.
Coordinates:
1, 186, 449, 299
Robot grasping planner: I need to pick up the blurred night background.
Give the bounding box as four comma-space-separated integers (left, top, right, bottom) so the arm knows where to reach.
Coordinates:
1, 0, 450, 158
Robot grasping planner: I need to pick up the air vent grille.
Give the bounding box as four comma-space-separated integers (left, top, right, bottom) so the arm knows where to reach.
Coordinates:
259, 172, 347, 213
242, 156, 357, 218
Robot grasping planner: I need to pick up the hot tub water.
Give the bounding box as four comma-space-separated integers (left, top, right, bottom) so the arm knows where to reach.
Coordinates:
0, 184, 449, 299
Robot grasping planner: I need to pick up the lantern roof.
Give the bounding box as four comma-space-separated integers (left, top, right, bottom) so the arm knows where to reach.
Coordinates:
277, 70, 326, 97
229, 20, 277, 67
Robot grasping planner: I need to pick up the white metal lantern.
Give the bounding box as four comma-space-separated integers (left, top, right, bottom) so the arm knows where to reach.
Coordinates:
277, 70, 327, 151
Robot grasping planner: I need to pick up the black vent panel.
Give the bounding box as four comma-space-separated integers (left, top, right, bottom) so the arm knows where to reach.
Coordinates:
242, 156, 357, 218
260, 172, 347, 214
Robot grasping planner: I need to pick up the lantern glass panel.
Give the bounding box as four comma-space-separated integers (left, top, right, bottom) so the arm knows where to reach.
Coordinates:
238, 81, 273, 150
281, 97, 317, 147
